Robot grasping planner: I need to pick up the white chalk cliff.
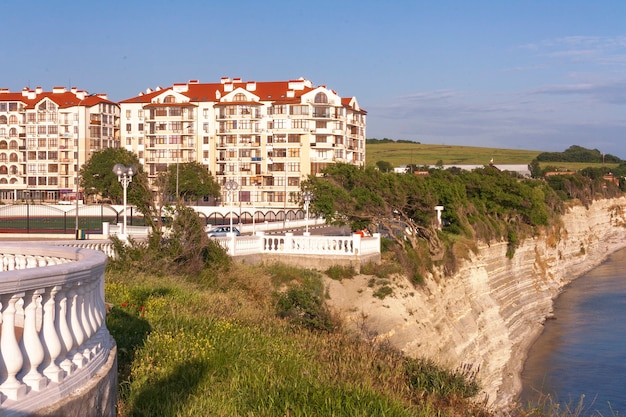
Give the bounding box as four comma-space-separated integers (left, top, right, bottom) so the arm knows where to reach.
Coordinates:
326, 196, 626, 413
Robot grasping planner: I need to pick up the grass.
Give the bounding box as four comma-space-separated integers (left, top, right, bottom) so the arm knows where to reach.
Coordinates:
366, 142, 542, 167
105, 261, 488, 417
365, 142, 618, 172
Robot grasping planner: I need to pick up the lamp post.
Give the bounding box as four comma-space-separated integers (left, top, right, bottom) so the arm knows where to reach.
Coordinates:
113, 164, 136, 238
303, 191, 312, 235
75, 92, 96, 240
224, 180, 239, 233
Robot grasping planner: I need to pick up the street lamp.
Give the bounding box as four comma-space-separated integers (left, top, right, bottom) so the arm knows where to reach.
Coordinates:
113, 164, 136, 238
224, 180, 239, 233
303, 191, 312, 235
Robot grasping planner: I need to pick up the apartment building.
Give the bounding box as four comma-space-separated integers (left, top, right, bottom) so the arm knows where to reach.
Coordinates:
120, 77, 366, 208
0, 87, 120, 202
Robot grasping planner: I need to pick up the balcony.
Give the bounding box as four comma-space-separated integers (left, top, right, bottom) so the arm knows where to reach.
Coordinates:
0, 243, 116, 416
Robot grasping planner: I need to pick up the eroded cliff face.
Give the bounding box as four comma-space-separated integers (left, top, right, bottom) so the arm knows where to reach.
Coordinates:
326, 197, 626, 413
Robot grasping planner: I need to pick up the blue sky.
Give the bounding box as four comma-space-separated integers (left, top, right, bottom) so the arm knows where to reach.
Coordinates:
5, 0, 626, 158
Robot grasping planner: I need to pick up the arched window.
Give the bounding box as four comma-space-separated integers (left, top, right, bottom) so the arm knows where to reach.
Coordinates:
0, 141, 7, 149
0, 166, 7, 175
0, 155, 7, 163
9, 152, 18, 162
314, 92, 328, 104
9, 165, 19, 175
164, 95, 176, 103
8, 128, 17, 137
9, 140, 18, 150
0, 115, 7, 124
8, 115, 18, 124
233, 93, 246, 102
0, 128, 5, 136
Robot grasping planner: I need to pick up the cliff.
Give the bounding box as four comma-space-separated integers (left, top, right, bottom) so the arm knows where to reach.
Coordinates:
326, 196, 626, 413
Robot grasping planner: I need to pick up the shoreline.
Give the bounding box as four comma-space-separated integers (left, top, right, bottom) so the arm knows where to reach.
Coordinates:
325, 196, 626, 413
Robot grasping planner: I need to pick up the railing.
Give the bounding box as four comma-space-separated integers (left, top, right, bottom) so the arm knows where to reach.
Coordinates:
0, 243, 115, 415
213, 232, 380, 258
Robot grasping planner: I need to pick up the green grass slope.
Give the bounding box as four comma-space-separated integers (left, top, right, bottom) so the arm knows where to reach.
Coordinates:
366, 142, 542, 167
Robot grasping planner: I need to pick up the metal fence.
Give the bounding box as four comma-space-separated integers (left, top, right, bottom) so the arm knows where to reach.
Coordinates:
0, 204, 145, 235
0, 204, 308, 235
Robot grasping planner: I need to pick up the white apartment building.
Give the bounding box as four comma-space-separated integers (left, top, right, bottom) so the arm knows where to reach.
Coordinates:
0, 87, 120, 202
120, 77, 366, 208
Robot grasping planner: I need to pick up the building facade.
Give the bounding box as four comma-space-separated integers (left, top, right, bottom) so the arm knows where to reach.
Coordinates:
120, 77, 366, 208
0, 87, 120, 202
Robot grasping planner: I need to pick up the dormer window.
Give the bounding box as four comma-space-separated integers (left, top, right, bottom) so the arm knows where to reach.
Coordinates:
164, 95, 176, 103
233, 93, 246, 102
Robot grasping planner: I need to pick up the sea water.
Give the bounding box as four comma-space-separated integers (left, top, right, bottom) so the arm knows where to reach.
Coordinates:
520, 247, 626, 416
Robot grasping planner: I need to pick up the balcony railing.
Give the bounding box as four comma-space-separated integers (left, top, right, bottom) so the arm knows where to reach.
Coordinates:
0, 243, 115, 415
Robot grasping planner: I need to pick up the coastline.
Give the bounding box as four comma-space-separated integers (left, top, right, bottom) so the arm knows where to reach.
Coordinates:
325, 196, 626, 413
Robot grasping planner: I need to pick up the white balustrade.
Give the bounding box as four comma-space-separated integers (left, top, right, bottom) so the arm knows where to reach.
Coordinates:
0, 243, 114, 415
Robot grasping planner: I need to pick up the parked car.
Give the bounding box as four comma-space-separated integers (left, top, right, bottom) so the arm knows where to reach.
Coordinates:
207, 226, 241, 237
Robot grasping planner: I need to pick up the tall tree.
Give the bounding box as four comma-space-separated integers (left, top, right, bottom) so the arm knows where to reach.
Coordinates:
165, 162, 221, 203
80, 148, 147, 205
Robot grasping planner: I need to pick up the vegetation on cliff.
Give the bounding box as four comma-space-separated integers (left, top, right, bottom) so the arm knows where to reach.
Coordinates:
106, 241, 488, 416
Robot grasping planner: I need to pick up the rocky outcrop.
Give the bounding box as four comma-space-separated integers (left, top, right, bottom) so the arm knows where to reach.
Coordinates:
326, 196, 626, 413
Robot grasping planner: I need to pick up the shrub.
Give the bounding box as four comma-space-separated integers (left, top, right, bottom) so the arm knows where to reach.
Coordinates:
325, 264, 356, 281
275, 283, 335, 332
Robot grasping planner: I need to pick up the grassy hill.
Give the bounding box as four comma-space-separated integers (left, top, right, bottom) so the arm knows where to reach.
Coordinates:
366, 142, 541, 167
365, 141, 620, 171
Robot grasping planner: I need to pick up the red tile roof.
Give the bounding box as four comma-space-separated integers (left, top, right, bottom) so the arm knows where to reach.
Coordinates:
0, 87, 115, 109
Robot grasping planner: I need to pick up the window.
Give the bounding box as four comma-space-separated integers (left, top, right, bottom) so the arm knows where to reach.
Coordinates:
292, 120, 308, 129
314, 92, 328, 103
290, 105, 308, 116
272, 105, 287, 115
203, 136, 209, 144
126, 110, 132, 119
126, 123, 131, 132
316, 121, 327, 129
49, 138, 58, 147
164, 95, 176, 103
288, 148, 300, 158
233, 93, 246, 102
138, 110, 144, 120
138, 123, 144, 131
287, 162, 300, 172
38, 138, 46, 147
0, 116, 7, 124
273, 119, 285, 129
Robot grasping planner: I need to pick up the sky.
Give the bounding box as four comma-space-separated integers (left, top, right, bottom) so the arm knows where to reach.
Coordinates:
3, 0, 626, 158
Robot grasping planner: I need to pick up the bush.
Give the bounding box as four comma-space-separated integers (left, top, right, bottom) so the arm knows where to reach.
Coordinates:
275, 276, 335, 332
325, 264, 356, 281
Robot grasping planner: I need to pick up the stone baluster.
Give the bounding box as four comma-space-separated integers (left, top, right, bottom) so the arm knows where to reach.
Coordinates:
20, 289, 49, 391
40, 285, 66, 383
26, 256, 37, 269
16, 255, 26, 270
0, 292, 28, 401
78, 282, 95, 359
67, 283, 87, 368
55, 287, 76, 375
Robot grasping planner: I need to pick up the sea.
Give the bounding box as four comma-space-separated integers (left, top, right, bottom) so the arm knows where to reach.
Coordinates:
520, 247, 626, 416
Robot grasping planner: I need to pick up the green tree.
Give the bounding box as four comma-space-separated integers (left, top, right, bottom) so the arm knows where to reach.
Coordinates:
375, 160, 393, 173
165, 162, 221, 203
80, 148, 148, 205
